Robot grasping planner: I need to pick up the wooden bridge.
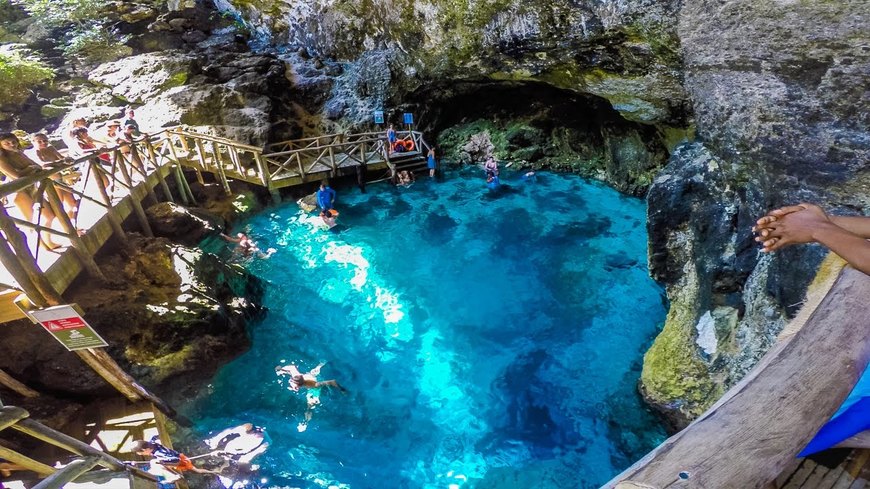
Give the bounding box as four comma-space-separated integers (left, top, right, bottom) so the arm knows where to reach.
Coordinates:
0, 127, 430, 323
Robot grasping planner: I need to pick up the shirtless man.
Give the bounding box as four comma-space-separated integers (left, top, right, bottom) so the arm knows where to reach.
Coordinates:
754, 203, 870, 276
274, 363, 346, 392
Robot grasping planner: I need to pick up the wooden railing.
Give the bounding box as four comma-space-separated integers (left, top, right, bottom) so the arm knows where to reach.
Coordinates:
0, 405, 157, 489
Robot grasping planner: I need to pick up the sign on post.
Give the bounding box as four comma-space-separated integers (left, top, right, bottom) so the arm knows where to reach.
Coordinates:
374, 111, 384, 124
29, 305, 108, 351
403, 113, 414, 125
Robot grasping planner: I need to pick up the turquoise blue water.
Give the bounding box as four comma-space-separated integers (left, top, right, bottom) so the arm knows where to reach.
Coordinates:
190, 169, 667, 489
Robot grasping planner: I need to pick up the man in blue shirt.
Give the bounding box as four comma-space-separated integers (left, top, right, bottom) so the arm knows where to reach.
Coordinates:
316, 180, 336, 211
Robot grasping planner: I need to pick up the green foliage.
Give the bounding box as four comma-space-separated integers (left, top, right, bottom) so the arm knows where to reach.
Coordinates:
14, 0, 104, 27
15, 0, 140, 65
0, 43, 54, 108
63, 24, 132, 64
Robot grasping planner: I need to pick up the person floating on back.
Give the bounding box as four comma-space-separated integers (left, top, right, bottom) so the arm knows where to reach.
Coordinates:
754, 203, 870, 276
316, 180, 336, 211
206, 423, 270, 467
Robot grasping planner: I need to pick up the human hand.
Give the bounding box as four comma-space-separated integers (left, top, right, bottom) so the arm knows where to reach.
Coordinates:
754, 203, 831, 252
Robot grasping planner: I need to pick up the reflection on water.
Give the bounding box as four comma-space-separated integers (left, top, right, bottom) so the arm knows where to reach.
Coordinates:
190, 168, 667, 488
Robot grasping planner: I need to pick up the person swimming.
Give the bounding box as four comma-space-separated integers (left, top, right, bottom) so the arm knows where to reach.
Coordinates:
207, 423, 270, 466
320, 208, 337, 229
276, 363, 346, 432
275, 363, 346, 392
220, 232, 275, 259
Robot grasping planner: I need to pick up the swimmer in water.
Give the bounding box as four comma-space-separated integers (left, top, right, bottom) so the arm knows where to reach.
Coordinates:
276, 363, 346, 432
207, 423, 270, 466
320, 208, 337, 228
220, 232, 275, 259
275, 363, 346, 392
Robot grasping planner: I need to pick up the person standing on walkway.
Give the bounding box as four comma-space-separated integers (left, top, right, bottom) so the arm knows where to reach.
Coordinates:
0, 133, 60, 248
386, 124, 397, 153
317, 180, 336, 211
427, 147, 437, 178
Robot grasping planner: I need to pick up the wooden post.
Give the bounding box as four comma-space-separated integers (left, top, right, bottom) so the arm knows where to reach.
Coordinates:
296, 153, 304, 178
172, 165, 190, 206
0, 369, 39, 398
43, 182, 107, 283
32, 456, 100, 489
253, 152, 269, 187
0, 236, 49, 307
74, 349, 142, 402
87, 349, 176, 417
91, 164, 129, 247
0, 445, 55, 476
129, 185, 155, 238
0, 206, 63, 305
328, 146, 336, 177
209, 141, 231, 195
145, 139, 174, 203
359, 143, 367, 173
177, 166, 197, 206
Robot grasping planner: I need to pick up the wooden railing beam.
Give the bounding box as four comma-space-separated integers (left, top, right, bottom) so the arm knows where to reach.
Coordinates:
31, 456, 100, 489
0, 445, 55, 476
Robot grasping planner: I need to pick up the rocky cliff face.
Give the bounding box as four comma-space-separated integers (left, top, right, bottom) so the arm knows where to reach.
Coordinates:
215, 0, 690, 192
640, 0, 869, 426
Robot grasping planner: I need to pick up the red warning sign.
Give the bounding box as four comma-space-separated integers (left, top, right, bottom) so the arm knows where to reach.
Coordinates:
42, 316, 87, 331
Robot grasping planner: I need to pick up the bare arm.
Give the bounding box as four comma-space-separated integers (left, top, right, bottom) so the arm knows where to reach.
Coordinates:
756, 204, 870, 276
829, 215, 870, 239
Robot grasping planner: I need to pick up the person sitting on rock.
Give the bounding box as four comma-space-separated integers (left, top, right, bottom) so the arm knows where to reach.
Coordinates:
754, 203, 870, 276
133, 439, 221, 476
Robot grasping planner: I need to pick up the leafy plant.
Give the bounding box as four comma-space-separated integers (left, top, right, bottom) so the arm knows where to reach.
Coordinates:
0, 43, 54, 108
63, 24, 132, 64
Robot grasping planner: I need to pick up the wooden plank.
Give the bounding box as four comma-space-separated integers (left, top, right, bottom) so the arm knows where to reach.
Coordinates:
0, 444, 55, 476
608, 267, 870, 489
803, 462, 833, 489
0, 369, 39, 398
32, 456, 100, 489
781, 461, 816, 489
0, 405, 30, 430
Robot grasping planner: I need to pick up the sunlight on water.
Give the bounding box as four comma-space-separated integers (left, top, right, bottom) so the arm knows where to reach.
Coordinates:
190, 169, 668, 488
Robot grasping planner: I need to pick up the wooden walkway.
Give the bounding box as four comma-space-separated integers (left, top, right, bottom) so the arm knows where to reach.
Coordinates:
0, 127, 430, 322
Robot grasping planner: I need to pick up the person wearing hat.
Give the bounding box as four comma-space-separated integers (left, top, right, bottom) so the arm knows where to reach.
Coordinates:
94, 120, 122, 147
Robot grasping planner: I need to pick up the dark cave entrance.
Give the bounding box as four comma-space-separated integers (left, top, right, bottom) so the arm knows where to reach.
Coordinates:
405, 80, 673, 196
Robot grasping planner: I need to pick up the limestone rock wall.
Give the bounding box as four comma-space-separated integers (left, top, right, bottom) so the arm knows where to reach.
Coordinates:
640, 0, 870, 426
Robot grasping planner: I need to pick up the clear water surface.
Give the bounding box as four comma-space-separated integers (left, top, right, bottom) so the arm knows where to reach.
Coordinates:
191, 168, 667, 489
